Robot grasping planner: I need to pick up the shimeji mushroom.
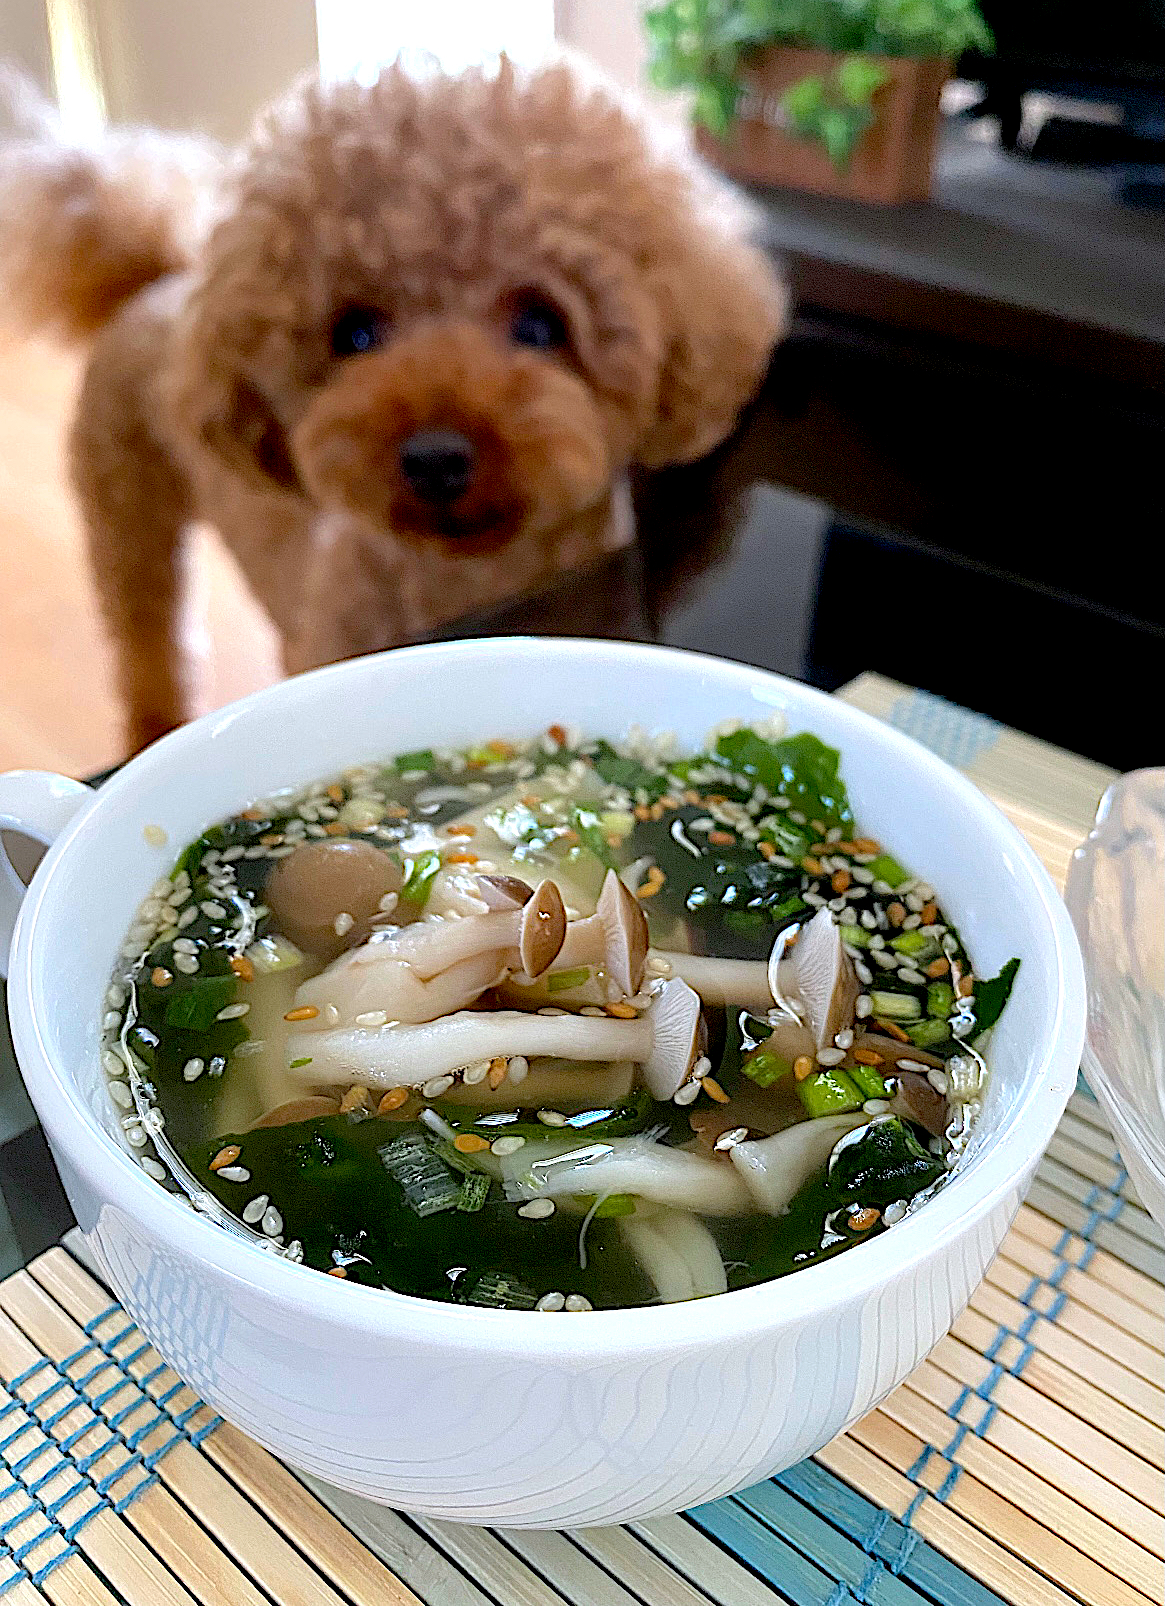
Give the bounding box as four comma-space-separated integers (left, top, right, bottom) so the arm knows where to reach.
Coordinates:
289, 877, 566, 1026
619, 1207, 728, 1301
729, 1111, 869, 1215
265, 839, 403, 959
499, 869, 648, 1006
653, 923, 805, 1016
502, 1127, 752, 1215
286, 976, 704, 1099
776, 908, 859, 1050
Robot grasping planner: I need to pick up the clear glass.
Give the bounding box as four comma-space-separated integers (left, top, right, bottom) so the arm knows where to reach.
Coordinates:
1065, 769, 1165, 1228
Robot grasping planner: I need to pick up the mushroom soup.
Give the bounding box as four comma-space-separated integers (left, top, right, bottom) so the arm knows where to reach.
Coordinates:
100, 720, 1018, 1309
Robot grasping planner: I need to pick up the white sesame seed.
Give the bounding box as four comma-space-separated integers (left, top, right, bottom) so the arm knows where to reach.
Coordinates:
537, 1109, 567, 1127
714, 1126, 749, 1151
839, 908, 858, 925
242, 1194, 269, 1224
462, 1059, 491, 1085
177, 907, 199, 929
855, 994, 873, 1018
216, 1002, 250, 1021
855, 961, 873, 986
172, 953, 199, 974
882, 1200, 908, 1226
102, 1049, 125, 1076
508, 1055, 529, 1083
580, 1005, 606, 1017
125, 1124, 148, 1147
916, 884, 935, 902
863, 1098, 891, 1115
141, 1158, 167, 1182
172, 937, 198, 954
212, 1165, 249, 1184
518, 1198, 556, 1219
872, 879, 893, 896
872, 950, 898, 970
536, 1291, 566, 1311
564, 1294, 593, 1312
355, 1010, 388, 1028
169, 886, 191, 906
421, 1075, 455, 1099
268, 845, 295, 858
905, 893, 924, 912
261, 1205, 283, 1237
182, 1058, 205, 1082
222, 846, 246, 862
491, 1135, 526, 1156
105, 984, 127, 1008
333, 911, 355, 937
834, 1028, 854, 1049
646, 955, 672, 977
817, 1047, 846, 1066
108, 1080, 133, 1108
536, 1007, 567, 1016
693, 1055, 712, 1079
200, 902, 227, 919
209, 1056, 227, 1076
927, 1067, 950, 1094
902, 913, 922, 931
673, 1079, 701, 1106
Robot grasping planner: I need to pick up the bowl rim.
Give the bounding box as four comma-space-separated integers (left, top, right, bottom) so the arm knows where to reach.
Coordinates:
9, 637, 1086, 1357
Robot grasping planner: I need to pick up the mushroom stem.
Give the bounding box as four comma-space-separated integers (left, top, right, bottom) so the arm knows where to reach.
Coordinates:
286, 977, 702, 1098
500, 869, 648, 1006
503, 1130, 752, 1215
350, 878, 565, 980
730, 1112, 868, 1215
292, 949, 507, 1028
656, 951, 773, 1012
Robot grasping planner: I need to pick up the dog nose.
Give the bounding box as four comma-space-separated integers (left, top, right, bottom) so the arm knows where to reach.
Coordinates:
399, 430, 475, 504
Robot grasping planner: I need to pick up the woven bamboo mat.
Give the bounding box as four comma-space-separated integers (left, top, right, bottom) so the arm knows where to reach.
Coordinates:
2, 675, 1161, 1606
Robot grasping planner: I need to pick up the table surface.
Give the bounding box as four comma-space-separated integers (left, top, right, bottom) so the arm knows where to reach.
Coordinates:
2, 671, 1161, 1606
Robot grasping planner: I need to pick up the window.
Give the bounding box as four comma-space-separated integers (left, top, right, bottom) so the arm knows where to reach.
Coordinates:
315, 0, 556, 83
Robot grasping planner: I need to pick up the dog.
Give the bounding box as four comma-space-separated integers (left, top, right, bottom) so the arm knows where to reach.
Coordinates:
0, 59, 785, 752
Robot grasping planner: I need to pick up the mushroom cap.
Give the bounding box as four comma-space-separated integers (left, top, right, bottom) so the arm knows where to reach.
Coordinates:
596, 869, 649, 997
887, 1070, 949, 1138
643, 978, 704, 1100
476, 875, 534, 910
730, 1111, 868, 1215
518, 879, 567, 977
779, 908, 859, 1050
265, 840, 402, 960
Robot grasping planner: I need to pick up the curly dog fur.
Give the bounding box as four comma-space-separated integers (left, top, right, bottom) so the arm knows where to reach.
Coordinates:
0, 60, 785, 752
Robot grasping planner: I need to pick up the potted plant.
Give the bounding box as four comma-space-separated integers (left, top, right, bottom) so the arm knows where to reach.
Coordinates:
646, 0, 993, 205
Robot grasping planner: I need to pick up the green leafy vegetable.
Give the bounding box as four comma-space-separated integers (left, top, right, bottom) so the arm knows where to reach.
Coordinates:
379, 1133, 461, 1217
715, 730, 854, 830
828, 1117, 944, 1209
163, 976, 235, 1033
395, 749, 435, 773
590, 740, 669, 801
971, 957, 1020, 1037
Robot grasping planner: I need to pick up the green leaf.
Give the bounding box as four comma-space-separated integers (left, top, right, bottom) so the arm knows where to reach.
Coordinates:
781, 72, 827, 125
163, 976, 235, 1033
837, 54, 890, 106
715, 729, 854, 829
971, 957, 1020, 1037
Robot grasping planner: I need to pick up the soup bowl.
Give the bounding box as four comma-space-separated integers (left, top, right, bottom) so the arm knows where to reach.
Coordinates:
0, 639, 1085, 1525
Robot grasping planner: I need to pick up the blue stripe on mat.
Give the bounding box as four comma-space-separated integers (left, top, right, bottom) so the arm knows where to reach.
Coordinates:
885, 692, 1003, 769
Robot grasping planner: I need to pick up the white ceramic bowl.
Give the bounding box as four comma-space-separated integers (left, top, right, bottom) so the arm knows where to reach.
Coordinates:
0, 639, 1085, 1526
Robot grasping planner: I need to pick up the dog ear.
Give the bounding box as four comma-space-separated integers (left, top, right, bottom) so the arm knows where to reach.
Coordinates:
187, 370, 302, 494
635, 225, 789, 470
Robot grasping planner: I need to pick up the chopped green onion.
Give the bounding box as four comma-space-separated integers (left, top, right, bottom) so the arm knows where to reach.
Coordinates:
289, 1056, 313, 1069
395, 749, 434, 772
400, 850, 441, 907
547, 966, 591, 993
741, 1044, 791, 1088
797, 1068, 865, 1117
906, 1018, 952, 1049
890, 930, 934, 957
244, 934, 306, 975
456, 1173, 491, 1213
867, 853, 909, 888
846, 1061, 889, 1100
842, 925, 872, 948
463, 1271, 538, 1309
926, 981, 955, 1019
869, 990, 922, 1021
378, 1134, 460, 1216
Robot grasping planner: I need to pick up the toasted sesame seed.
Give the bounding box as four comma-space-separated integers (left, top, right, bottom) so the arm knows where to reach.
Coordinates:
849, 1206, 880, 1232
230, 954, 255, 982
536, 1291, 566, 1311
210, 1144, 241, 1171
421, 1074, 455, 1098
284, 1005, 319, 1021
453, 1133, 491, 1154
605, 1001, 638, 1019
518, 1199, 556, 1220
242, 1194, 269, 1224
957, 975, 974, 998
487, 1057, 509, 1090
339, 1085, 371, 1113
701, 1076, 729, 1103
491, 1135, 526, 1156
816, 1046, 846, 1066
377, 1087, 410, 1113
564, 1294, 593, 1312
853, 1046, 883, 1065
182, 1057, 205, 1082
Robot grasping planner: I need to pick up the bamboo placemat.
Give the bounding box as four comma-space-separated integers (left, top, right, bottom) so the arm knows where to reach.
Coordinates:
2, 675, 1161, 1606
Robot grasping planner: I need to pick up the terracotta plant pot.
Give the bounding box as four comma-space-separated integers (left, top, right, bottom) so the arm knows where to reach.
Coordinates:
696, 46, 950, 205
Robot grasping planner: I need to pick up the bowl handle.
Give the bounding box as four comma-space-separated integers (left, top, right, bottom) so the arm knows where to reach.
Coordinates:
1, 770, 93, 978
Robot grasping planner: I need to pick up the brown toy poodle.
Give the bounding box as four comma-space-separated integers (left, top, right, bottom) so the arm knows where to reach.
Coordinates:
0, 59, 785, 751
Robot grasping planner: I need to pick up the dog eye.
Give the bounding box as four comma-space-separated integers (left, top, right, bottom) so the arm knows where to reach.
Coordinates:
510, 297, 567, 352
331, 306, 388, 357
